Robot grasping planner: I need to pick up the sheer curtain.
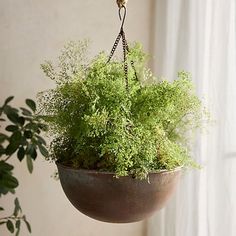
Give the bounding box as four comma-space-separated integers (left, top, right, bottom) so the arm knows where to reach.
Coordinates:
147, 0, 236, 236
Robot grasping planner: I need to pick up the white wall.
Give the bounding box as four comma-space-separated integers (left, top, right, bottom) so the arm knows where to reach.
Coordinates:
0, 0, 153, 235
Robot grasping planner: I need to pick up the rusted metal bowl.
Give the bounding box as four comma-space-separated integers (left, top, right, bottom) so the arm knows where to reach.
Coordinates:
56, 162, 181, 223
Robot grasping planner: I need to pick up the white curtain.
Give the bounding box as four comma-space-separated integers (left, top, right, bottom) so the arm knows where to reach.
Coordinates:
148, 0, 236, 236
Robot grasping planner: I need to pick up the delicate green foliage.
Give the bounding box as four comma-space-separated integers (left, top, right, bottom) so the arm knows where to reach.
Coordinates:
39, 40, 208, 178
0, 161, 18, 196
40, 40, 90, 85
0, 198, 31, 235
0, 97, 48, 166
0, 96, 47, 235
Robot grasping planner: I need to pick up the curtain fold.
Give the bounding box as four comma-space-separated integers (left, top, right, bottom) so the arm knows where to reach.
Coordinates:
148, 1, 236, 236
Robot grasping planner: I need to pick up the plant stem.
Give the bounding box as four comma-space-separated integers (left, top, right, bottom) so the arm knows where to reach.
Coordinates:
4, 154, 12, 162
0, 215, 23, 221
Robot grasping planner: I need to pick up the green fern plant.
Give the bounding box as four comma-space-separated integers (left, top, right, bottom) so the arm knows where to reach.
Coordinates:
39, 40, 208, 179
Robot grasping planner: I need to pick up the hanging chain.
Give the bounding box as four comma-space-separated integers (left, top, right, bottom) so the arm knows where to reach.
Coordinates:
107, 6, 138, 92
121, 30, 138, 82
121, 30, 129, 91
107, 33, 122, 63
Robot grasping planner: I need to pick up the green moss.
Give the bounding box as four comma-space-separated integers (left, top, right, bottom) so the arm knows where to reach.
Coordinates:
39, 40, 207, 178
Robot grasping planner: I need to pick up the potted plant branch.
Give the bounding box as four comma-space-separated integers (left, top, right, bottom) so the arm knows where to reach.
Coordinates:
38, 40, 208, 223
0, 97, 48, 234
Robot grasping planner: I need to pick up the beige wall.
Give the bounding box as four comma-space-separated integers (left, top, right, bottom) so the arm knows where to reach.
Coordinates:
0, 0, 153, 235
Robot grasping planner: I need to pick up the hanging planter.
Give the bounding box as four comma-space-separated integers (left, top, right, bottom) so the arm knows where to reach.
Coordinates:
39, 1, 208, 223
57, 162, 181, 223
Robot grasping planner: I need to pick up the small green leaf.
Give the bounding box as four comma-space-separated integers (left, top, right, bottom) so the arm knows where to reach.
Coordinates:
20, 135, 27, 146
24, 123, 38, 132
10, 131, 22, 144
0, 145, 5, 156
0, 188, 8, 196
36, 135, 46, 145
25, 99, 36, 112
16, 220, 21, 229
7, 113, 19, 124
23, 216, 31, 233
9, 189, 16, 194
26, 144, 37, 160
15, 198, 21, 210
18, 117, 25, 126
4, 96, 14, 105
38, 144, 48, 158
6, 125, 19, 132
0, 206, 4, 211
24, 123, 34, 129
20, 107, 32, 116
15, 220, 21, 236
0, 173, 19, 189
0, 167, 19, 195
6, 220, 14, 233
0, 133, 8, 143
3, 105, 18, 116
14, 198, 21, 216
26, 155, 33, 173
0, 161, 14, 171
24, 130, 33, 139
5, 143, 18, 156
17, 146, 25, 161
5, 131, 22, 155
30, 147, 37, 160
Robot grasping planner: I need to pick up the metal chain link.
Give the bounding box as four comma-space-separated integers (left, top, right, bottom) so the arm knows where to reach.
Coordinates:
107, 6, 138, 92
121, 30, 129, 91
121, 30, 138, 81
107, 33, 122, 63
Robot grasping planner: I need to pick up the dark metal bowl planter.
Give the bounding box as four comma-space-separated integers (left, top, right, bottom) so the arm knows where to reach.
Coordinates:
56, 162, 181, 223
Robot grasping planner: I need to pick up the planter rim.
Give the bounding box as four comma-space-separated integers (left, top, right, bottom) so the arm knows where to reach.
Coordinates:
56, 161, 183, 176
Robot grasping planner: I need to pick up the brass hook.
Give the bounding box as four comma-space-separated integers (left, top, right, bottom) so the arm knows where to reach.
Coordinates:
117, 0, 128, 9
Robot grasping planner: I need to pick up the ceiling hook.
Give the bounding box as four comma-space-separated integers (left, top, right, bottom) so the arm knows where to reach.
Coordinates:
117, 0, 128, 9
